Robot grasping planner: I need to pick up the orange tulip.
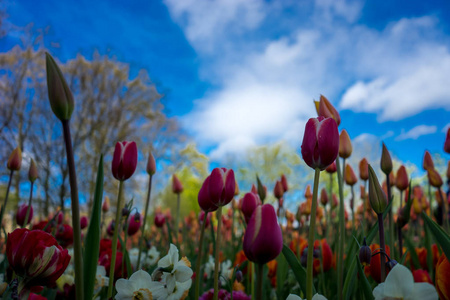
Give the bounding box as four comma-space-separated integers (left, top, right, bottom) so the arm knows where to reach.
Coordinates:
436, 254, 450, 300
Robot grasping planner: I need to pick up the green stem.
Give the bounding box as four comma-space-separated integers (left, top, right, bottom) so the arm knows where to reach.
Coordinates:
107, 180, 124, 298
377, 213, 386, 282
213, 206, 223, 300
137, 174, 153, 269
194, 212, 208, 300
306, 168, 320, 300
428, 184, 433, 217
62, 120, 83, 300
385, 174, 395, 259
175, 193, 181, 245
335, 158, 345, 300
351, 185, 355, 231
23, 181, 34, 228
256, 263, 264, 300
438, 188, 449, 233
0, 170, 14, 233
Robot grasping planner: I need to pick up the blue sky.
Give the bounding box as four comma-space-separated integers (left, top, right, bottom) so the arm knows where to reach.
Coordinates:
3, 0, 450, 176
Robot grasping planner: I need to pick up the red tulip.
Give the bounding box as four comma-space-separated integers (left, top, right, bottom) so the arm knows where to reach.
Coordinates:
80, 216, 88, 229
127, 213, 141, 236
281, 174, 288, 192
146, 151, 156, 175
423, 151, 435, 171
412, 269, 432, 284
154, 213, 166, 228
111, 141, 138, 181
243, 204, 282, 264
16, 204, 33, 227
172, 174, 183, 194
427, 168, 443, 188
102, 196, 110, 213
198, 176, 217, 212
6, 228, 71, 288
359, 158, 369, 181
436, 254, 450, 300
395, 165, 408, 191
339, 129, 352, 159
445, 128, 450, 154
199, 168, 235, 210
55, 224, 73, 248
380, 143, 392, 175
317, 95, 341, 126
320, 188, 329, 206
241, 192, 261, 224
273, 180, 284, 200
7, 147, 22, 171
365, 244, 390, 283
28, 159, 38, 183
301, 117, 339, 170
198, 211, 211, 228
325, 161, 337, 173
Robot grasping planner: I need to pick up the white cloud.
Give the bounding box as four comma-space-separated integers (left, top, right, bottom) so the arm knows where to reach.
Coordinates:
165, 0, 450, 159
395, 125, 437, 141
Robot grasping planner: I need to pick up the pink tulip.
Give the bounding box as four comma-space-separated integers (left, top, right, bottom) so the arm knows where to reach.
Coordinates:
243, 204, 282, 264
301, 117, 339, 170
172, 174, 183, 194
80, 216, 88, 229
154, 213, 166, 228
127, 213, 141, 236
111, 141, 138, 181
281, 174, 288, 192
198, 168, 235, 211
146, 151, 156, 175
241, 192, 261, 224
16, 204, 33, 227
198, 176, 217, 212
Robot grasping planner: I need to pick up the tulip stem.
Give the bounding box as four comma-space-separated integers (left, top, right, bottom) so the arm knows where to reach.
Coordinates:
351, 185, 355, 231
428, 184, 433, 217
175, 193, 181, 245
377, 213, 386, 282
61, 120, 83, 300
438, 188, 449, 232
23, 181, 34, 228
385, 174, 395, 259
137, 174, 153, 270
335, 158, 345, 300
195, 212, 208, 300
0, 170, 14, 233
256, 263, 264, 300
107, 180, 124, 298
213, 206, 223, 300
306, 168, 321, 300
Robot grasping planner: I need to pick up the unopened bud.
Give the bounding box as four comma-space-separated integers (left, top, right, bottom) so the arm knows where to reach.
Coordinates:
7, 147, 22, 171
28, 158, 38, 182
359, 238, 371, 267
146, 151, 156, 175
386, 259, 398, 271
380, 143, 392, 175
368, 165, 387, 214
235, 270, 243, 283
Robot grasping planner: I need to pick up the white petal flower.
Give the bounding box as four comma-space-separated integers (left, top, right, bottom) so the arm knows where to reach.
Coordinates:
373, 264, 438, 300
204, 255, 215, 279
152, 275, 191, 300
94, 265, 109, 292
115, 269, 159, 300
145, 246, 160, 266
286, 294, 327, 300
158, 244, 179, 269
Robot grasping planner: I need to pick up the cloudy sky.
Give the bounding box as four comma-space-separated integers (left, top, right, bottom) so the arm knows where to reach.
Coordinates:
3, 0, 450, 172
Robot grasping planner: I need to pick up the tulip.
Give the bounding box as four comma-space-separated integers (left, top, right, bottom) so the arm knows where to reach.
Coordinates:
380, 143, 392, 175
365, 244, 391, 283
435, 254, 450, 300
301, 117, 339, 170
154, 213, 166, 228
305, 185, 313, 198
172, 174, 183, 194
102, 196, 110, 213
317, 95, 341, 126
7, 228, 71, 289
325, 161, 337, 173
80, 216, 88, 229
16, 204, 33, 227
395, 166, 408, 191
359, 158, 369, 181
127, 213, 141, 236
273, 180, 284, 200
423, 151, 434, 171
146, 151, 156, 175
338, 130, 352, 159
46, 53, 74, 121
320, 188, 328, 206
111, 141, 138, 181
198, 176, 217, 212
7, 146, 22, 171
445, 128, 450, 154
427, 168, 443, 188
28, 158, 38, 182
344, 164, 357, 186
198, 211, 210, 228
281, 174, 289, 192
241, 192, 261, 224
207, 168, 236, 207
243, 204, 282, 264
447, 161, 450, 180
368, 166, 388, 214
412, 269, 432, 284
55, 224, 74, 248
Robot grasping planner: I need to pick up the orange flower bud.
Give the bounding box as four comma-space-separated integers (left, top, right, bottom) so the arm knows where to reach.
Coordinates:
344, 164, 357, 186
422, 150, 434, 171
359, 158, 369, 181
304, 185, 312, 198
395, 165, 408, 191
318, 95, 341, 126
427, 168, 443, 188
436, 254, 450, 300
7, 147, 22, 171
339, 130, 352, 159
28, 158, 38, 182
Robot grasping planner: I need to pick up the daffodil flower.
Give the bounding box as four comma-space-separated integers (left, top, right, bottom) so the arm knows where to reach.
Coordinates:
373, 264, 438, 300
115, 269, 158, 300
287, 293, 327, 300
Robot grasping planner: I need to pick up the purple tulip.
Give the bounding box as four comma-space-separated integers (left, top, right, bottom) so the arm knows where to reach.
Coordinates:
198, 168, 236, 211
240, 192, 260, 224
111, 141, 138, 181
301, 116, 339, 170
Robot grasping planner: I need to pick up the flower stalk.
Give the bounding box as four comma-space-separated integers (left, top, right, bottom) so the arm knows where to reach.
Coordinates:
194, 212, 208, 300
136, 174, 153, 269
335, 157, 345, 300
213, 206, 223, 300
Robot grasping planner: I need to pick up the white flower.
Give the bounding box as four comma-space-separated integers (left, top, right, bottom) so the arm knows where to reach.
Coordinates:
287, 294, 327, 300
203, 256, 233, 284
145, 246, 160, 266
158, 244, 193, 289
151, 275, 191, 300
204, 255, 215, 279
373, 264, 438, 300
115, 269, 158, 300
94, 265, 109, 292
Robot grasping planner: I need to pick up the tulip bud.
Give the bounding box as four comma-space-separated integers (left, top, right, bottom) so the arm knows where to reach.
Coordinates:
301, 117, 339, 170
45, 53, 74, 121
320, 188, 328, 206
317, 95, 341, 126
122, 206, 130, 217
423, 151, 434, 171
198, 211, 210, 228
273, 180, 284, 200
325, 161, 337, 173
304, 185, 312, 198
102, 196, 110, 213
447, 161, 450, 180
7, 147, 22, 171
280, 174, 289, 192
445, 128, 450, 154
235, 270, 243, 283
107, 221, 115, 236
80, 216, 88, 229
234, 179, 240, 196
7, 228, 71, 288
243, 204, 283, 264
27, 158, 38, 183
16, 204, 33, 227
368, 165, 387, 214
359, 158, 369, 181
146, 151, 156, 175
427, 168, 443, 188
359, 238, 371, 266
111, 141, 138, 181
380, 143, 392, 175
172, 174, 183, 194
395, 166, 408, 191
127, 213, 141, 236
339, 130, 352, 159
256, 175, 266, 202
241, 192, 261, 223
344, 164, 357, 186
154, 213, 166, 228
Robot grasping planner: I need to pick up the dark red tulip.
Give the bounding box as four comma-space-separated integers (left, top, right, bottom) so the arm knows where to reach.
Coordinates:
172, 174, 183, 194
241, 192, 261, 224
111, 141, 138, 181
16, 204, 33, 227
154, 213, 166, 228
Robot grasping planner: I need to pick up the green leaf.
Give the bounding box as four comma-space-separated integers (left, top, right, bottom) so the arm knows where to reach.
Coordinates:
422, 212, 450, 260
355, 255, 374, 300
276, 251, 289, 299
281, 244, 315, 295
118, 234, 133, 277
83, 155, 104, 300
404, 235, 421, 270
256, 174, 266, 203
